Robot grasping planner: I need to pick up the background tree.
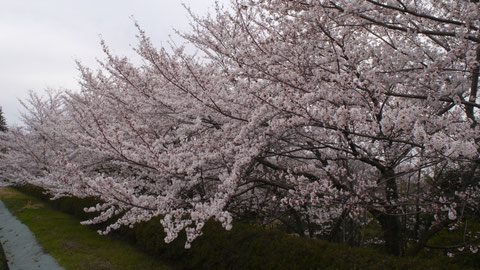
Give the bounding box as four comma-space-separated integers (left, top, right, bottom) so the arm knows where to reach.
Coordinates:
0, 106, 7, 132
1, 0, 479, 256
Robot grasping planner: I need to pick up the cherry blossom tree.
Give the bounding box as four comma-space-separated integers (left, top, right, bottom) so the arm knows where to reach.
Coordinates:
1, 0, 480, 256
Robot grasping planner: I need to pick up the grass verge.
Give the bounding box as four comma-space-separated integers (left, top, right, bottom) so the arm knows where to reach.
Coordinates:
0, 187, 169, 270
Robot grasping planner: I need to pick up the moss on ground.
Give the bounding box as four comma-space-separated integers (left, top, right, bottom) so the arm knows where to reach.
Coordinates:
0, 187, 169, 270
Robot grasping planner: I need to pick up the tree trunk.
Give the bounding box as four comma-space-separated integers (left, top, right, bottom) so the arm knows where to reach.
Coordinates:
378, 214, 404, 256
372, 168, 405, 256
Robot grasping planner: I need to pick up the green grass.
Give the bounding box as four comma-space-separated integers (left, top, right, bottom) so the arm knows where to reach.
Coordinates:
0, 187, 169, 270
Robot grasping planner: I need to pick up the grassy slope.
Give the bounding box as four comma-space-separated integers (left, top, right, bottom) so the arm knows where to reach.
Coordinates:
0, 187, 169, 270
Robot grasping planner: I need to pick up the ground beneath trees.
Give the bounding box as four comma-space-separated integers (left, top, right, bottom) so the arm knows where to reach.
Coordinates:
0, 197, 64, 270
0, 187, 169, 270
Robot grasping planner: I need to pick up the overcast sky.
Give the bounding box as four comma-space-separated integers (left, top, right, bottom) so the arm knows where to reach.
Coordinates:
0, 0, 228, 126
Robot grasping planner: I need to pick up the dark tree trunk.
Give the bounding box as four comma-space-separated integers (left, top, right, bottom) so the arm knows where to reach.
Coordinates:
378, 214, 404, 256
372, 168, 405, 256
290, 208, 305, 237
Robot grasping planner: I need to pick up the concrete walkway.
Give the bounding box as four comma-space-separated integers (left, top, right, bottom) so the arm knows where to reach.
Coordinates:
0, 200, 64, 270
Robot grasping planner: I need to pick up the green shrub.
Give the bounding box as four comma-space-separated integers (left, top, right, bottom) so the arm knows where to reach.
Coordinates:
14, 184, 101, 221
131, 218, 473, 270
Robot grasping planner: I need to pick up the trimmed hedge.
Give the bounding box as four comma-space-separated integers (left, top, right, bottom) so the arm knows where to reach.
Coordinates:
134, 219, 471, 270
13, 185, 476, 270
13, 185, 101, 221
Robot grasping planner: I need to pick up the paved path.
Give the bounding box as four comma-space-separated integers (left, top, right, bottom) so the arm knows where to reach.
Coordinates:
0, 200, 64, 270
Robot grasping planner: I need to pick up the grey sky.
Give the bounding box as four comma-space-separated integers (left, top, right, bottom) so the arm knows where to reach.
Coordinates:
0, 0, 227, 126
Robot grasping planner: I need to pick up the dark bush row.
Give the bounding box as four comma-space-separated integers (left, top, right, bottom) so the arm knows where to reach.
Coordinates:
14, 184, 101, 221
14, 184, 475, 270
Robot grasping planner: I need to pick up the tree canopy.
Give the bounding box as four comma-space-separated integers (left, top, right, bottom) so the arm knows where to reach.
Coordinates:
0, 0, 479, 256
